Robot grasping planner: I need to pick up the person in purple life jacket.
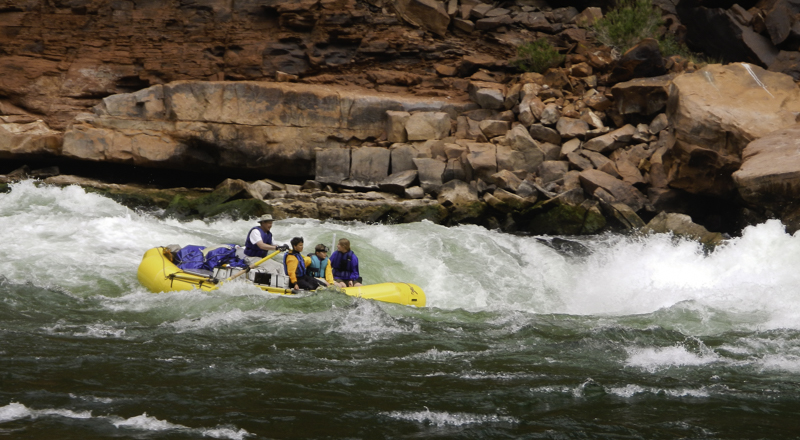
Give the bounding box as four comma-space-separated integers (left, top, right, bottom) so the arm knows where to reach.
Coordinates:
330, 238, 362, 287
243, 214, 288, 261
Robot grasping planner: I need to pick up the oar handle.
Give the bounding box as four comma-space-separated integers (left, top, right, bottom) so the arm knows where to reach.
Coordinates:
229, 249, 282, 281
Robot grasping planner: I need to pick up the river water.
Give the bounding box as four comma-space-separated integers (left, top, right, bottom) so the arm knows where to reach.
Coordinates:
2, 180, 800, 439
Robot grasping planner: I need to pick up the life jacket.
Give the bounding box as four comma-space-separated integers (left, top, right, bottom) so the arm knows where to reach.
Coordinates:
307, 254, 329, 278
330, 250, 356, 280
244, 226, 272, 257
283, 251, 306, 278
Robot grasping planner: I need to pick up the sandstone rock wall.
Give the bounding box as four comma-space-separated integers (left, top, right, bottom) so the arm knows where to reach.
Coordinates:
61, 81, 475, 177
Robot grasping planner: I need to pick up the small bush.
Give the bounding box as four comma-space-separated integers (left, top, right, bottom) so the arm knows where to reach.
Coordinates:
593, 0, 662, 53
659, 34, 722, 66
513, 39, 564, 73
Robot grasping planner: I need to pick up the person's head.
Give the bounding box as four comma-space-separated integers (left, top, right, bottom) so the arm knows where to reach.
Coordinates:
290, 236, 304, 252
257, 214, 274, 231
337, 238, 351, 253
314, 244, 328, 259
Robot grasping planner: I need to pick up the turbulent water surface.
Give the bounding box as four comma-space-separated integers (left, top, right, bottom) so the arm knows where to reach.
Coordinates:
2, 180, 800, 439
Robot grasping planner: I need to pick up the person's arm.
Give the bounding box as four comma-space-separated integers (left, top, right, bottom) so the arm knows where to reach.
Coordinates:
324, 263, 334, 284
250, 230, 278, 251
350, 253, 360, 280
286, 254, 299, 285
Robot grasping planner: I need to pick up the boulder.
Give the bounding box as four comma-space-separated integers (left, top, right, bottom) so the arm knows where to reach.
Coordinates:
567, 151, 594, 171
406, 112, 451, 141
611, 74, 674, 116
347, 146, 391, 187
315, 148, 351, 185
0, 120, 62, 157
495, 145, 526, 173
443, 157, 468, 182
579, 169, 649, 212
479, 119, 510, 138
390, 143, 420, 173
560, 138, 581, 158
523, 189, 606, 235
733, 124, 800, 212
538, 160, 569, 183
641, 211, 725, 248
475, 14, 513, 30
492, 169, 523, 192
379, 169, 419, 195
465, 142, 498, 183
413, 157, 446, 194
540, 104, 561, 126
469, 83, 506, 110
505, 125, 545, 173
437, 179, 485, 223
583, 124, 636, 154
529, 124, 562, 145
386, 111, 411, 143
485, 188, 532, 213
582, 150, 620, 178
389, 0, 451, 37
666, 63, 800, 196
555, 117, 589, 139
680, 6, 778, 67
608, 39, 667, 83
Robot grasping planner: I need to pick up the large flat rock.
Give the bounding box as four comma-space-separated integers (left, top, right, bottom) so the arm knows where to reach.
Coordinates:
62, 81, 473, 178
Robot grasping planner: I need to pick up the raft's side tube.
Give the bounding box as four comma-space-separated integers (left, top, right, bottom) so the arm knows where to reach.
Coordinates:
342, 283, 426, 307
137, 247, 218, 293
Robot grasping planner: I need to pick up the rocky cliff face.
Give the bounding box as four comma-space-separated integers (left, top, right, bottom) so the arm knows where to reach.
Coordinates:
4, 0, 800, 236
0, 0, 508, 130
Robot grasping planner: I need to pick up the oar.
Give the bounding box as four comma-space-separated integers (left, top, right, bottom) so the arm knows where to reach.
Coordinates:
228, 249, 282, 281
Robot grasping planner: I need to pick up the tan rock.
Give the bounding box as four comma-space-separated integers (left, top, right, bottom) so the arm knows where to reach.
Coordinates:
386, 111, 411, 143
406, 112, 451, 141
0, 120, 62, 157
733, 124, 800, 210
579, 169, 649, 212
667, 63, 800, 196
388, 0, 451, 37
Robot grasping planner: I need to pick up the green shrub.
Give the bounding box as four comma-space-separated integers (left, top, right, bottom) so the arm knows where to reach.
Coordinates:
593, 0, 663, 53
513, 39, 564, 73
659, 33, 722, 66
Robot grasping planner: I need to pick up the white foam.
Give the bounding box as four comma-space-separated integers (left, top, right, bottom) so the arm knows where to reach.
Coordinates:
608, 384, 711, 398
6, 181, 800, 331
757, 354, 800, 373
0, 402, 32, 423
329, 300, 419, 338
0, 402, 249, 439
112, 413, 181, 430
383, 408, 517, 426
625, 345, 720, 372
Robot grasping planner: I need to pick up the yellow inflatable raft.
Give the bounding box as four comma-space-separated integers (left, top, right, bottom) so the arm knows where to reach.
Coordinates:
137, 247, 426, 307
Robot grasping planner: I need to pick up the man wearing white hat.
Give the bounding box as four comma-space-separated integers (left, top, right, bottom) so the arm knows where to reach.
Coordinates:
243, 214, 288, 259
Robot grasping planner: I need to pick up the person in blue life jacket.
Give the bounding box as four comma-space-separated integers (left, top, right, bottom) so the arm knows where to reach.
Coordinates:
244, 215, 288, 263
284, 237, 323, 291
330, 238, 362, 287
307, 244, 334, 287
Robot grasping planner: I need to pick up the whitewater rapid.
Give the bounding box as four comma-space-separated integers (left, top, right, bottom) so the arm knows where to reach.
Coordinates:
2, 179, 800, 326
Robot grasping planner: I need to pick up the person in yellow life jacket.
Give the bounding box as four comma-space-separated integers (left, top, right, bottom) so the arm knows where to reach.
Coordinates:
283, 237, 323, 291
307, 244, 334, 286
